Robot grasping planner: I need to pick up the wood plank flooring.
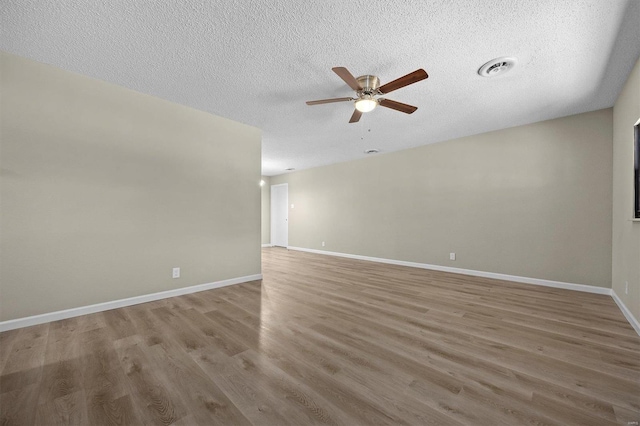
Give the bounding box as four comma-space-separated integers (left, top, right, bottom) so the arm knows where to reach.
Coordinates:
1, 247, 639, 425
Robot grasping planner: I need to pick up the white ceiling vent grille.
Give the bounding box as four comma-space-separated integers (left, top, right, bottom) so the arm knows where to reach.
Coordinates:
478, 57, 517, 77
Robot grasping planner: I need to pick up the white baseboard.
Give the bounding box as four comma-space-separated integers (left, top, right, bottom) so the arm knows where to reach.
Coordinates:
287, 247, 611, 295
611, 290, 640, 336
0, 274, 263, 332
262, 243, 273, 248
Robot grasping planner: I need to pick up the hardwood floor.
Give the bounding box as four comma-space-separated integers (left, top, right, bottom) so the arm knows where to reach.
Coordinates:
1, 247, 639, 425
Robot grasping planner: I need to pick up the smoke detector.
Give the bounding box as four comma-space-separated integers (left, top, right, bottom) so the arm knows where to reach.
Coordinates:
478, 57, 517, 77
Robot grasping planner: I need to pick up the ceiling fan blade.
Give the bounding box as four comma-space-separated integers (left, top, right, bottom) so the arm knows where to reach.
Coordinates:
332, 67, 362, 91
378, 69, 428, 94
378, 99, 418, 114
349, 109, 362, 123
306, 97, 354, 105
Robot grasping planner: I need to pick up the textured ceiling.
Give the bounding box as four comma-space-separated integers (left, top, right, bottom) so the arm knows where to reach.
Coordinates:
1, 0, 639, 176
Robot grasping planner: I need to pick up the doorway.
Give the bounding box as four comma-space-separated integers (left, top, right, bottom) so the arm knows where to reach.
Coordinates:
270, 183, 288, 247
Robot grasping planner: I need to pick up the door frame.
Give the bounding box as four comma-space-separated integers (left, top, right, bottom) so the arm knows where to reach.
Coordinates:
270, 183, 289, 247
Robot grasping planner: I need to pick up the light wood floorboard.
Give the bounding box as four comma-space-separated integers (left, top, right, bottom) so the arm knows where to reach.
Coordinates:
1, 247, 639, 425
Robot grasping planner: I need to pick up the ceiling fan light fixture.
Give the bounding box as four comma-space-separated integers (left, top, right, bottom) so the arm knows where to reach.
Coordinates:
355, 96, 378, 113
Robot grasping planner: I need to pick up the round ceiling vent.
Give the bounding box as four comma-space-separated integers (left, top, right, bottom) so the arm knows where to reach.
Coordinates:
478, 57, 517, 77
364, 149, 380, 154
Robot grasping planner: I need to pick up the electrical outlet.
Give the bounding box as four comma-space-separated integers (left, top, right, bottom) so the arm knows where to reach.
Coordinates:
322, 241, 325, 247
172, 267, 180, 279
625, 281, 629, 295
450, 253, 456, 261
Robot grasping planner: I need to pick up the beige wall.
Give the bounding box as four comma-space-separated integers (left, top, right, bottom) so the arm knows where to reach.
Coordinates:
261, 176, 271, 245
612, 57, 640, 320
272, 109, 613, 288
0, 52, 262, 321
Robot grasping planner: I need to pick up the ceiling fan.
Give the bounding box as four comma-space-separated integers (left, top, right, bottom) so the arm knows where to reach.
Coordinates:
306, 67, 429, 123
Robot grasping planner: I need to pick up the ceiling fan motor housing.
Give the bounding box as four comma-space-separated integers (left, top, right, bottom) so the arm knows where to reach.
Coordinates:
356, 75, 380, 94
